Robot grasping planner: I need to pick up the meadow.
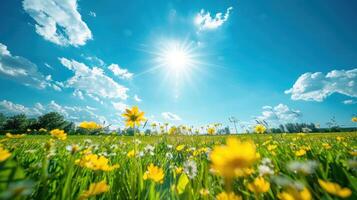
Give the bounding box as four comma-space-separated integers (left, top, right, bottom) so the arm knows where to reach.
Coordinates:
0, 132, 356, 200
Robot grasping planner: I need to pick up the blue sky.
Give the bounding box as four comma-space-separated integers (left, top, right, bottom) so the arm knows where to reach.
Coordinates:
0, 0, 356, 130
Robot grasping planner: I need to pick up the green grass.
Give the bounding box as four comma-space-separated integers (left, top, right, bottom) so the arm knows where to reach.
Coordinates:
0, 132, 356, 199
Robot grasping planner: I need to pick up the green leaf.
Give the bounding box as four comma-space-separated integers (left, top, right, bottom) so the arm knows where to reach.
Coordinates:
177, 173, 189, 195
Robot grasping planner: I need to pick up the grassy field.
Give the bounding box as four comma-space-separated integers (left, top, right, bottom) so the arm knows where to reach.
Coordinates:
0, 132, 356, 199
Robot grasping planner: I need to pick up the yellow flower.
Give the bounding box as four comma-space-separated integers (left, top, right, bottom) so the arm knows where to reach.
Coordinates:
75, 154, 119, 171
234, 168, 255, 177
199, 188, 210, 196
278, 187, 311, 200
127, 150, 136, 158
50, 129, 67, 140
210, 138, 257, 179
247, 177, 270, 193
352, 117, 357, 122
143, 163, 165, 184
267, 144, 277, 151
207, 127, 216, 135
122, 106, 146, 128
0, 147, 11, 162
169, 126, 178, 135
176, 144, 185, 151
295, 149, 306, 157
79, 181, 109, 200
79, 121, 102, 129
5, 133, 26, 139
350, 151, 357, 156
216, 191, 242, 200
322, 143, 331, 149
175, 167, 183, 174
254, 124, 266, 134
318, 179, 351, 198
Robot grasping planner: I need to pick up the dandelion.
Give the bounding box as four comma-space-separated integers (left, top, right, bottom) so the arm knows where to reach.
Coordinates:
183, 160, 198, 179
210, 137, 257, 179
254, 124, 266, 134
175, 166, 183, 174
144, 144, 155, 155
0, 147, 11, 162
49, 129, 67, 140
318, 179, 351, 198
122, 106, 146, 128
247, 177, 270, 193
75, 154, 119, 171
277, 187, 311, 200
79, 121, 102, 129
216, 191, 242, 200
143, 163, 165, 183
295, 149, 306, 157
207, 127, 216, 135
127, 150, 136, 158
199, 188, 210, 196
352, 117, 357, 122
322, 143, 331, 149
79, 181, 109, 200
176, 144, 185, 151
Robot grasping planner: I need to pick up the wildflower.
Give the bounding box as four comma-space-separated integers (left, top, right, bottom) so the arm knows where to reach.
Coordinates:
207, 127, 216, 135
169, 126, 178, 135
79, 121, 102, 129
210, 138, 257, 178
199, 188, 210, 196
66, 144, 80, 154
258, 165, 274, 176
278, 187, 311, 200
176, 144, 185, 151
127, 150, 136, 158
166, 152, 173, 159
143, 163, 164, 183
254, 124, 266, 134
235, 168, 255, 177
287, 160, 318, 175
175, 167, 183, 174
75, 154, 119, 171
79, 181, 109, 200
0, 147, 11, 162
216, 191, 242, 200
144, 144, 155, 156
322, 143, 331, 149
318, 179, 351, 198
267, 144, 277, 151
295, 149, 306, 157
6, 133, 26, 139
183, 160, 198, 179
122, 106, 146, 128
50, 129, 67, 140
247, 177, 270, 193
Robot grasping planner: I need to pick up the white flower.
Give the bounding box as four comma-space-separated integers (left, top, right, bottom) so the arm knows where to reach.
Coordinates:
287, 160, 318, 174
184, 160, 197, 179
166, 152, 173, 159
258, 165, 274, 176
167, 145, 173, 149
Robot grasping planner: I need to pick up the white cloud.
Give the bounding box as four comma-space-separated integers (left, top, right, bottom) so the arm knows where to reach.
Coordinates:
194, 7, 233, 30
255, 104, 301, 125
108, 64, 133, 79
59, 58, 129, 100
84, 55, 105, 67
342, 99, 357, 105
0, 100, 106, 123
162, 112, 182, 121
285, 68, 357, 102
112, 102, 129, 112
23, 0, 92, 47
0, 43, 59, 90
89, 11, 96, 17
134, 94, 142, 102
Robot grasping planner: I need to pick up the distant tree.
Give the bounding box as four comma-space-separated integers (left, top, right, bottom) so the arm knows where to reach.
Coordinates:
3, 114, 29, 132
37, 112, 73, 132
224, 126, 230, 134
144, 129, 152, 135
0, 113, 6, 129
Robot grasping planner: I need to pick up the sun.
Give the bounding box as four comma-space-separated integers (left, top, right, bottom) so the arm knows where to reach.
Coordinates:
156, 40, 196, 73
